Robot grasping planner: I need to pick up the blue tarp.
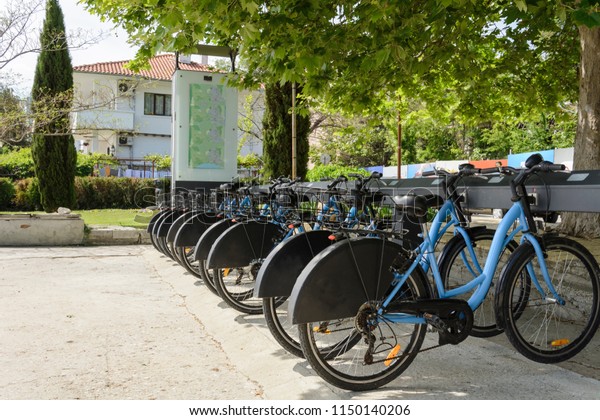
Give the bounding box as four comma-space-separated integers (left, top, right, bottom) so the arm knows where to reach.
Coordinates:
365, 166, 384, 174
508, 150, 554, 168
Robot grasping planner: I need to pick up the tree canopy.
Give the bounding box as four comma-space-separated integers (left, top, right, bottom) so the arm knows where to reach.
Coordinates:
82, 0, 600, 235
82, 1, 594, 119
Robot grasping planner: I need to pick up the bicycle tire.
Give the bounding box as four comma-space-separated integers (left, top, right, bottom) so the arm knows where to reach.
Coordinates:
149, 231, 160, 252
438, 228, 520, 337
496, 236, 600, 363
297, 269, 430, 391
197, 259, 219, 295
263, 296, 362, 359
263, 297, 304, 357
213, 265, 265, 314
170, 242, 183, 265
155, 234, 171, 258
176, 246, 202, 278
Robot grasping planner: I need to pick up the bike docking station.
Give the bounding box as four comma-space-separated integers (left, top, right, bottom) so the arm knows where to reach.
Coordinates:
150, 74, 600, 393
147, 147, 600, 392
377, 168, 600, 216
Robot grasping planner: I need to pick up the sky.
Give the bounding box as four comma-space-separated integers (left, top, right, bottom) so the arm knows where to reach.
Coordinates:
4, 0, 139, 95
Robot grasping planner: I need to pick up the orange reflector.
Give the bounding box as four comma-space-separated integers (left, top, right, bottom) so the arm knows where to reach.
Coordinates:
231, 219, 237, 223
551, 339, 570, 347
328, 235, 336, 241
223, 268, 231, 276
288, 224, 295, 229
384, 345, 401, 366
313, 326, 330, 334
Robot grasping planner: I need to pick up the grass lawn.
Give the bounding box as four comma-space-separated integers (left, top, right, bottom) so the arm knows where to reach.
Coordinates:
76, 209, 156, 228
3, 209, 156, 228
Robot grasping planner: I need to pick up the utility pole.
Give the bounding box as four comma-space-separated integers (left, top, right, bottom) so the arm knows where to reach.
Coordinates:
291, 82, 297, 179
397, 110, 402, 179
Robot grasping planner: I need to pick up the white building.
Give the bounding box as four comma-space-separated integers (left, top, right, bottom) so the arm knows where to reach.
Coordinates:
71, 54, 263, 167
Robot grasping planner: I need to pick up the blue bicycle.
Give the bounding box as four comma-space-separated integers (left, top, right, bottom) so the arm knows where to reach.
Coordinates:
260, 166, 512, 358
292, 154, 600, 390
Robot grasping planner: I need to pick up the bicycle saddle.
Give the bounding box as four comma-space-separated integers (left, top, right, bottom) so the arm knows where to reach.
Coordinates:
391, 193, 444, 218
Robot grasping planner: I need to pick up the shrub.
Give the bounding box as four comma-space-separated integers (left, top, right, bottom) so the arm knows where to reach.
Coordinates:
8, 176, 162, 211
0, 148, 117, 179
144, 154, 172, 171
0, 177, 16, 210
0, 148, 35, 179
12, 178, 42, 211
305, 164, 370, 182
76, 153, 118, 177
74, 177, 158, 210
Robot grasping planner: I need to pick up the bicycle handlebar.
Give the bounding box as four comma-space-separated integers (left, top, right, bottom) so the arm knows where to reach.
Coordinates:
511, 161, 565, 188
480, 167, 501, 175
327, 175, 348, 190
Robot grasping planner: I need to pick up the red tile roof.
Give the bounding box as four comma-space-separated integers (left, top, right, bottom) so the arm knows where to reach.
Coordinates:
73, 54, 213, 81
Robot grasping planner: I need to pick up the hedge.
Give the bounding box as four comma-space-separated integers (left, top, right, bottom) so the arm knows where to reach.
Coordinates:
74, 177, 158, 210
0, 177, 163, 211
0, 177, 16, 210
12, 178, 42, 211
0, 148, 119, 179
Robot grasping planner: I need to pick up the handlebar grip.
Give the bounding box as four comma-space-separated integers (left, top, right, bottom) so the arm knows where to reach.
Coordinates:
480, 167, 500, 174
421, 170, 437, 177
370, 171, 382, 179
539, 162, 566, 172
327, 175, 348, 190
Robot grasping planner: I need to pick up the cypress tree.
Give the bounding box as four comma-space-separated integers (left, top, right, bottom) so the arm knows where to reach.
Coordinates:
30, 0, 76, 212
262, 82, 310, 180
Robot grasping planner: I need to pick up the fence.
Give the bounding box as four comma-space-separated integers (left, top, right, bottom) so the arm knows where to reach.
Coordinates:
94, 158, 171, 179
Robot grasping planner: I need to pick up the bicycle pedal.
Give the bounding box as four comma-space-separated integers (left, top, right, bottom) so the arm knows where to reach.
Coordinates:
423, 313, 446, 330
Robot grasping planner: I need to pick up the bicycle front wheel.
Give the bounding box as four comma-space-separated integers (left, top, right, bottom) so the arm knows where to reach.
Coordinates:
263, 297, 304, 358
213, 264, 266, 314
297, 273, 430, 391
497, 236, 600, 363
197, 259, 219, 295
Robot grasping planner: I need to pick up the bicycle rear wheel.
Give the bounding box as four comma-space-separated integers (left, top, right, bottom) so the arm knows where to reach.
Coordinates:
297, 272, 430, 391
497, 236, 600, 363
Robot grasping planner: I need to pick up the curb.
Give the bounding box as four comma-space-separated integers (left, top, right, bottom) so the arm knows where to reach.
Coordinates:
84, 226, 151, 246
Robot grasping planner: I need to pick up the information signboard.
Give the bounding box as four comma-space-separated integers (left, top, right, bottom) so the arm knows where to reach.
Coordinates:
172, 70, 238, 186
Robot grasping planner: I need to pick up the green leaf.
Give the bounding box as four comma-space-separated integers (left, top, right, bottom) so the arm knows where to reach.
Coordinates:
375, 48, 391, 66
573, 10, 600, 27
244, 1, 259, 14
515, 0, 527, 12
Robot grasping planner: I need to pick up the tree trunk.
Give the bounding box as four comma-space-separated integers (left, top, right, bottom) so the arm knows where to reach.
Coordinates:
560, 25, 600, 238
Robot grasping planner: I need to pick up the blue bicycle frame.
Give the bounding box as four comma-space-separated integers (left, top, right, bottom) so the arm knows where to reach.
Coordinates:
382, 198, 558, 324
313, 194, 343, 230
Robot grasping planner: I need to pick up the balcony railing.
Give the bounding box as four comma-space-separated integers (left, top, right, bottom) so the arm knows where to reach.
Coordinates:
72, 109, 135, 131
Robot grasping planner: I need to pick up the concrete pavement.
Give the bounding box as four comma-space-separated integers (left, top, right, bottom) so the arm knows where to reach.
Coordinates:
0, 245, 599, 400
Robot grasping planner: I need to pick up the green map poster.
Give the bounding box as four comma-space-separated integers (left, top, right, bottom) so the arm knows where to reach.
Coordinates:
188, 83, 226, 169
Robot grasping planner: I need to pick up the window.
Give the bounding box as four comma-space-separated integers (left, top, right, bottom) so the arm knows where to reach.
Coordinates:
144, 93, 172, 116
